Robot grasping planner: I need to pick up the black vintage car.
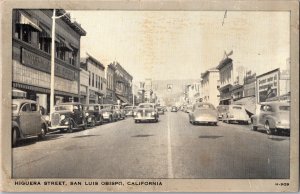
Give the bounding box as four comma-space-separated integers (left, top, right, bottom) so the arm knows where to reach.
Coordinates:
83, 104, 103, 127
49, 102, 87, 133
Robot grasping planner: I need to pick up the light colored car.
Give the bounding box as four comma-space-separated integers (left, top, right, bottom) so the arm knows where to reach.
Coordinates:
250, 102, 290, 135
12, 99, 48, 147
134, 103, 158, 123
186, 105, 193, 113
223, 105, 250, 124
157, 106, 165, 115
171, 106, 178, 112
113, 105, 125, 120
189, 102, 218, 125
124, 106, 136, 117
100, 104, 118, 122
217, 105, 229, 121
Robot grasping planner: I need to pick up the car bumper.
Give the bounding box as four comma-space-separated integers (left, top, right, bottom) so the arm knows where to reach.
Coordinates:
194, 117, 218, 123
275, 124, 290, 130
134, 116, 156, 120
48, 125, 69, 130
227, 118, 250, 122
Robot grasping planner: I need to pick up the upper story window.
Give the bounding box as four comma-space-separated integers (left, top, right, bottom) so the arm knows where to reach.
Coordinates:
14, 11, 42, 44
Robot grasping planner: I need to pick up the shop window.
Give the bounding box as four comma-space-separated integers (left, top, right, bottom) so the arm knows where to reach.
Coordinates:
15, 25, 32, 43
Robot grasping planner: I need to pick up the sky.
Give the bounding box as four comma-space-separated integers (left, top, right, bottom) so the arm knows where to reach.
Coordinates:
68, 10, 290, 82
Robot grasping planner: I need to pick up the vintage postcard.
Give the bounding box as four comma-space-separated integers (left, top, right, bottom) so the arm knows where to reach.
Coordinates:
0, 0, 299, 192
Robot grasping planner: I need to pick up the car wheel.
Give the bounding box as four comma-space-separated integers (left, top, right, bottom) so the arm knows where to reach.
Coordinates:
82, 120, 87, 130
68, 120, 74, 133
109, 116, 112, 123
250, 121, 257, 131
90, 118, 96, 127
135, 120, 138, 123
214, 122, 218, 126
12, 127, 18, 147
38, 124, 46, 140
264, 121, 273, 135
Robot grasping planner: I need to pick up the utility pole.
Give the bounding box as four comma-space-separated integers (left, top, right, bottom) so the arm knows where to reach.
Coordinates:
50, 9, 67, 120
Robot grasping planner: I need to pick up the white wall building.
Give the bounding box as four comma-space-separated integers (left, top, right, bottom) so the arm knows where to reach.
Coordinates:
200, 68, 220, 107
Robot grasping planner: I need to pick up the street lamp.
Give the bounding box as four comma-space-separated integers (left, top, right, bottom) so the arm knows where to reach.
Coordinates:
50, 9, 67, 120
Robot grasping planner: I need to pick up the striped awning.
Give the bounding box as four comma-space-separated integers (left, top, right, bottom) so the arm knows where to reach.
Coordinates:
39, 26, 60, 42
17, 13, 42, 32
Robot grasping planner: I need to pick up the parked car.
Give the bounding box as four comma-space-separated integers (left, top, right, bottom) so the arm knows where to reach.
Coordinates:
223, 105, 250, 124
189, 102, 218, 126
48, 102, 87, 133
134, 103, 158, 123
250, 102, 290, 135
186, 105, 193, 113
113, 105, 125, 120
217, 105, 229, 121
83, 104, 103, 127
12, 99, 48, 147
100, 104, 118, 122
162, 106, 168, 112
157, 106, 165, 115
171, 106, 178, 112
181, 105, 187, 112
124, 106, 136, 117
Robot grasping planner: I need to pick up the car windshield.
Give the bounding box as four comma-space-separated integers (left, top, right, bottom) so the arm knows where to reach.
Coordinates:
84, 106, 94, 111
55, 105, 73, 111
124, 106, 133, 110
139, 104, 153, 109
12, 104, 18, 112
279, 106, 290, 111
232, 106, 242, 110
101, 105, 111, 110
195, 104, 214, 110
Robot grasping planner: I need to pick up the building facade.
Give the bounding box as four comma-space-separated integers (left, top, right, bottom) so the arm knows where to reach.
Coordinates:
12, 9, 86, 113
200, 69, 220, 107
113, 62, 133, 105
80, 53, 106, 104
104, 63, 117, 104
79, 68, 89, 104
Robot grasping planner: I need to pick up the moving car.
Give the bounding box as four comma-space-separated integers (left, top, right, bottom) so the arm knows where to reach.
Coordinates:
134, 103, 158, 123
49, 102, 87, 133
217, 105, 229, 121
171, 106, 178, 112
223, 105, 250, 124
12, 99, 48, 147
250, 102, 290, 135
113, 105, 126, 120
189, 102, 218, 125
124, 106, 136, 117
100, 104, 118, 122
157, 106, 165, 115
83, 104, 103, 127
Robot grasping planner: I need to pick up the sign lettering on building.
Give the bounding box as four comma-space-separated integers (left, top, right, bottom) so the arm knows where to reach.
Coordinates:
22, 48, 75, 81
256, 69, 279, 103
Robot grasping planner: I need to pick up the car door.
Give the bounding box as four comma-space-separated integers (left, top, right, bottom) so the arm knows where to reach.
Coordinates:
30, 103, 41, 135
19, 103, 33, 136
258, 105, 270, 127
73, 105, 82, 124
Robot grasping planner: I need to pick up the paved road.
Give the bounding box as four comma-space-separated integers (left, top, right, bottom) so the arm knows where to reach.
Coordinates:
13, 111, 290, 179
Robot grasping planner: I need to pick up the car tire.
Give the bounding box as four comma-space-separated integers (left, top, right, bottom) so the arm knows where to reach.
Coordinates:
135, 120, 138, 123
12, 127, 18, 147
214, 122, 218, 126
38, 124, 46, 140
90, 118, 96, 127
67, 120, 74, 133
109, 116, 112, 123
265, 121, 273, 135
82, 120, 87, 130
250, 121, 257, 131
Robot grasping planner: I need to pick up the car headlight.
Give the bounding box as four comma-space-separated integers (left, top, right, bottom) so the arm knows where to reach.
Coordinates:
45, 115, 50, 121
60, 115, 65, 120
151, 112, 155, 115
85, 112, 89, 116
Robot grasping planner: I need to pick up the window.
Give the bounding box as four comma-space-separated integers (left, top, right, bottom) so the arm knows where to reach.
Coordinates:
89, 71, 91, 86
16, 25, 32, 43
31, 103, 38, 111
92, 73, 94, 87
21, 103, 31, 112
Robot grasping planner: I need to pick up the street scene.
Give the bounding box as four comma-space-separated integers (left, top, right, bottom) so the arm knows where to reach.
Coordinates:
12, 9, 290, 179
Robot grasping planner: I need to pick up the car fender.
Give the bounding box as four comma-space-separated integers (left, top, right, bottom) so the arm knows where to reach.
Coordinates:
12, 121, 24, 138
265, 115, 277, 128
250, 115, 258, 126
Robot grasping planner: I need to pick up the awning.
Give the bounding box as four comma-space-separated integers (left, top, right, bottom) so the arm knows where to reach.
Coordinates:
39, 26, 60, 42
233, 96, 256, 115
58, 41, 73, 52
116, 94, 130, 104
12, 88, 27, 98
17, 13, 42, 32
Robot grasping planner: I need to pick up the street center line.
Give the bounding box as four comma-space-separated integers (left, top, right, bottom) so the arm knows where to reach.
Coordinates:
167, 113, 174, 178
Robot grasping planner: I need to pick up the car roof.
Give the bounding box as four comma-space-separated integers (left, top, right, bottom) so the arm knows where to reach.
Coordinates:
260, 101, 290, 106
12, 99, 37, 105
56, 102, 82, 106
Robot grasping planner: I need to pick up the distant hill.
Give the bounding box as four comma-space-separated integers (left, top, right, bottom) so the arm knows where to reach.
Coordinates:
152, 79, 200, 105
